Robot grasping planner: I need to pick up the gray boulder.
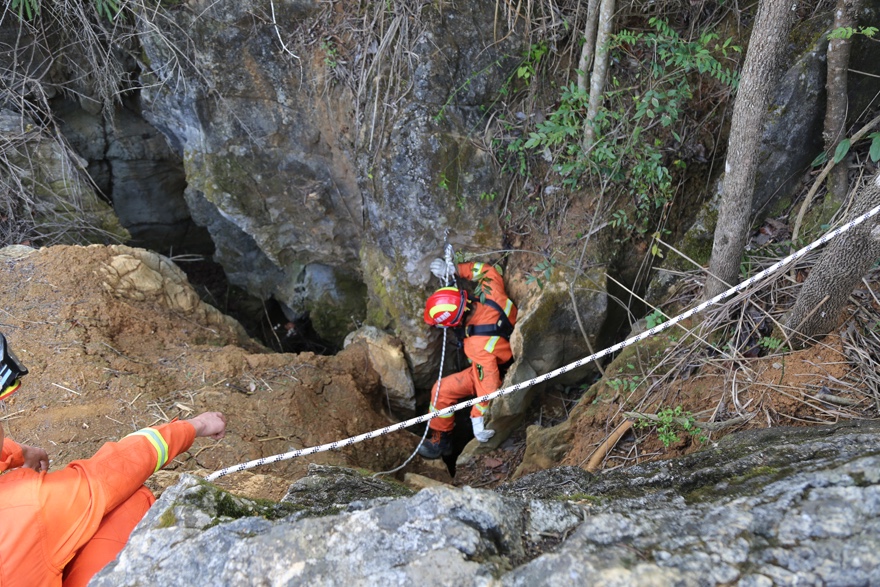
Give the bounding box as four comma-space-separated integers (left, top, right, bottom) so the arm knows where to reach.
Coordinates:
94, 420, 880, 586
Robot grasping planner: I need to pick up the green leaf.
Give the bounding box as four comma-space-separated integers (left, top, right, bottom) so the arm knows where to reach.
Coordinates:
833, 139, 851, 164
811, 151, 828, 167
870, 133, 880, 162
828, 26, 855, 40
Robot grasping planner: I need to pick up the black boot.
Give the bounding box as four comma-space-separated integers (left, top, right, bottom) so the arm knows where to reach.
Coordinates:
418, 428, 452, 459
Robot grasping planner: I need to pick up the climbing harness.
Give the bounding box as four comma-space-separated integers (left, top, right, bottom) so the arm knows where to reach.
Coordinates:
205, 203, 880, 482
464, 298, 514, 339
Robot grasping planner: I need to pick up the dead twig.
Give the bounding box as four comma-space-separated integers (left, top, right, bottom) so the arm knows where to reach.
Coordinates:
584, 419, 633, 472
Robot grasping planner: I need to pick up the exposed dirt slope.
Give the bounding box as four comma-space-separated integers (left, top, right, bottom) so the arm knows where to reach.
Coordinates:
0, 245, 434, 500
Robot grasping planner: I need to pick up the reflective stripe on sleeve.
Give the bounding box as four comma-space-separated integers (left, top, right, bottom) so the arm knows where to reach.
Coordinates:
503, 299, 513, 316
126, 428, 170, 472
430, 405, 454, 419
474, 403, 488, 414
484, 336, 500, 353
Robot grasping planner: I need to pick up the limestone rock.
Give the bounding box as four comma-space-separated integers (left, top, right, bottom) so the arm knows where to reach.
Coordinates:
0, 244, 37, 262
96, 421, 880, 586
751, 33, 827, 217
137, 1, 524, 355
280, 463, 414, 517
99, 245, 251, 340
0, 109, 130, 245
53, 98, 210, 254
512, 421, 572, 479
344, 325, 416, 417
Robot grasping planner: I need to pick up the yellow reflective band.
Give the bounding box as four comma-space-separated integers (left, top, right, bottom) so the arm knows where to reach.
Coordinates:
484, 336, 500, 353
429, 303, 458, 318
127, 428, 170, 472
473, 262, 485, 276
504, 299, 513, 316
475, 403, 488, 414
430, 405, 454, 418
0, 379, 21, 401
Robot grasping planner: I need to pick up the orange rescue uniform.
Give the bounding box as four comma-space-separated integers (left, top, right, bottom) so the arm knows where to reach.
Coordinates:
0, 421, 196, 587
428, 261, 517, 432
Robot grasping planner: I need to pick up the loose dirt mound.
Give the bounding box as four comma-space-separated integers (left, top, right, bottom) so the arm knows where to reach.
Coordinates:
561, 334, 862, 468
0, 245, 433, 499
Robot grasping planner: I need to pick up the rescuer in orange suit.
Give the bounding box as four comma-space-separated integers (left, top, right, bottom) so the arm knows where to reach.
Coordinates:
0, 332, 227, 587
419, 259, 517, 459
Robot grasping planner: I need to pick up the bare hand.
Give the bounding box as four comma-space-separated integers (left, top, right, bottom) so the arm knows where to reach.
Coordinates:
186, 412, 227, 440
20, 444, 49, 472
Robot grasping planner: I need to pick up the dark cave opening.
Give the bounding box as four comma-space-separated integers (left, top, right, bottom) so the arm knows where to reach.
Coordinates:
174, 255, 336, 355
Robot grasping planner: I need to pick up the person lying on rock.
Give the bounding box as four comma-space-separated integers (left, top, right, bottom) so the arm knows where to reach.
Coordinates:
0, 332, 227, 587
420, 259, 517, 459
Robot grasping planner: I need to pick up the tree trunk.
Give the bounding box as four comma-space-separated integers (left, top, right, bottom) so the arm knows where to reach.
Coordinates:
576, 0, 601, 93
582, 0, 615, 148
703, 0, 796, 299
783, 171, 880, 347
823, 0, 861, 203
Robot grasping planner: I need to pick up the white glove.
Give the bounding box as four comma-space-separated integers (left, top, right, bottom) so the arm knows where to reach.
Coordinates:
471, 416, 495, 443
430, 258, 456, 281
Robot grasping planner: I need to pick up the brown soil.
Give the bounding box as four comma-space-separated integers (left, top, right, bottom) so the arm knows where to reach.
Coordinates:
0, 245, 444, 500
561, 331, 875, 471
4, 244, 876, 501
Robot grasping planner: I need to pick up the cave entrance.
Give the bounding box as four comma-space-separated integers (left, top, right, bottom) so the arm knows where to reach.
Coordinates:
174, 255, 336, 355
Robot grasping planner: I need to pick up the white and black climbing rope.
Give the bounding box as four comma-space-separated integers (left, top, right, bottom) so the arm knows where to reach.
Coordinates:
205, 203, 880, 482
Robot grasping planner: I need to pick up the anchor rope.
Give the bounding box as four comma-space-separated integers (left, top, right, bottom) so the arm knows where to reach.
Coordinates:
205, 202, 880, 482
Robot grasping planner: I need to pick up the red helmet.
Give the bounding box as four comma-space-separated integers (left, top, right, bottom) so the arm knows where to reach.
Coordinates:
424, 287, 468, 327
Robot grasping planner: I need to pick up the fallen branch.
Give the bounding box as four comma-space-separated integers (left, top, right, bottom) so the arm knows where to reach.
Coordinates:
585, 419, 633, 472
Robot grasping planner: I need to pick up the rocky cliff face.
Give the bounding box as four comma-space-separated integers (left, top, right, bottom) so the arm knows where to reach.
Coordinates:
134, 0, 524, 367
93, 420, 880, 586
10, 1, 876, 450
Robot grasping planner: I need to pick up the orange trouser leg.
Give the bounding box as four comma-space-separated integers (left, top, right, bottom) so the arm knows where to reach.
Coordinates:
61, 485, 155, 587
428, 368, 477, 432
